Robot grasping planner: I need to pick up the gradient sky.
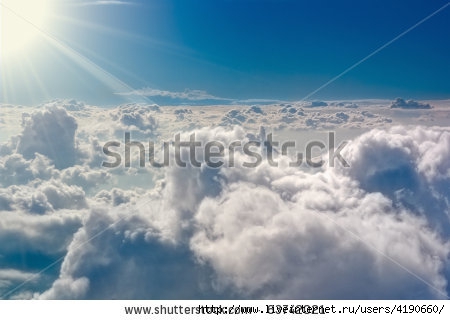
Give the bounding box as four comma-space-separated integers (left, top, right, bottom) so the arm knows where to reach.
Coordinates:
1, 0, 449, 105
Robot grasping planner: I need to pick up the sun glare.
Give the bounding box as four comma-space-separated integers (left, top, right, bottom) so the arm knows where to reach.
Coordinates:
1, 0, 51, 57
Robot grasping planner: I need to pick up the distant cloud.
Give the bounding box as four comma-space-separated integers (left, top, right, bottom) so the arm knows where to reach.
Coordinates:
221, 109, 247, 125
234, 98, 286, 105
41, 99, 86, 111
301, 100, 329, 108
391, 98, 432, 109
72, 1, 135, 6
118, 89, 291, 106
117, 88, 232, 103
109, 104, 159, 134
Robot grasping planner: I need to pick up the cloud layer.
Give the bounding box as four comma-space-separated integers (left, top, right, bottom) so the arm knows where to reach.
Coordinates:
0, 101, 449, 299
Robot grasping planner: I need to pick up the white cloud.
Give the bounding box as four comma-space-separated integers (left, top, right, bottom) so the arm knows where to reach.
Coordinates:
60, 165, 111, 191
221, 109, 248, 125
0, 210, 82, 255
174, 108, 193, 121
39, 277, 89, 299
33, 125, 450, 299
16, 107, 78, 169
391, 98, 432, 109
109, 104, 159, 136
40, 99, 86, 111
0, 153, 55, 187
39, 205, 215, 299
246, 105, 265, 115
0, 269, 37, 286
94, 187, 144, 206
0, 179, 88, 214
118, 88, 231, 102
191, 177, 449, 298
71, 1, 135, 7
338, 126, 450, 232
1, 102, 450, 299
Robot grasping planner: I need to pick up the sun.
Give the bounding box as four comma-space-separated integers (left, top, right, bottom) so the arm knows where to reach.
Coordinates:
1, 0, 52, 58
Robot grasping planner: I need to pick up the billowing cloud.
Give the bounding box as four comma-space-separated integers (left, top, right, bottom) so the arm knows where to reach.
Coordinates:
40, 99, 86, 112
221, 109, 247, 125
33, 125, 450, 299
338, 126, 450, 232
108, 104, 159, 136
39, 205, 217, 299
0, 210, 82, 256
245, 105, 265, 115
191, 181, 448, 299
1, 101, 449, 300
60, 165, 111, 191
16, 107, 78, 169
174, 108, 193, 121
0, 180, 87, 214
0, 153, 55, 187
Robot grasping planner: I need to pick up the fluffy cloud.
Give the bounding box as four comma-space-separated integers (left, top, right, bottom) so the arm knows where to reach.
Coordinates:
0, 192, 83, 298
339, 126, 450, 233
221, 110, 247, 125
109, 104, 159, 136
279, 105, 305, 115
60, 165, 111, 191
245, 105, 265, 115
0, 210, 82, 255
332, 102, 359, 108
0, 269, 40, 298
52, 99, 421, 138
391, 98, 432, 109
191, 180, 448, 299
16, 107, 78, 169
117, 88, 232, 105
0, 153, 55, 187
33, 125, 450, 299
302, 100, 328, 108
301, 110, 392, 129
39, 205, 216, 299
0, 180, 87, 214
0, 269, 37, 288
40, 99, 86, 111
174, 108, 193, 121
1, 101, 450, 300
186, 126, 450, 299
94, 188, 145, 206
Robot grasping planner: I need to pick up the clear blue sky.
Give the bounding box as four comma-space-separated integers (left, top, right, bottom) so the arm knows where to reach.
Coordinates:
1, 0, 449, 105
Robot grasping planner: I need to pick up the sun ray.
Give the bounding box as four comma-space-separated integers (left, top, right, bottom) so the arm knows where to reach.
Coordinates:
42, 34, 152, 104
1, 0, 153, 105
23, 55, 50, 102
0, 0, 52, 57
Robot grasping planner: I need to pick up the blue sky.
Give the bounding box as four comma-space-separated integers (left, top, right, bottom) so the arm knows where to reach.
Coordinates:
1, 0, 449, 105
